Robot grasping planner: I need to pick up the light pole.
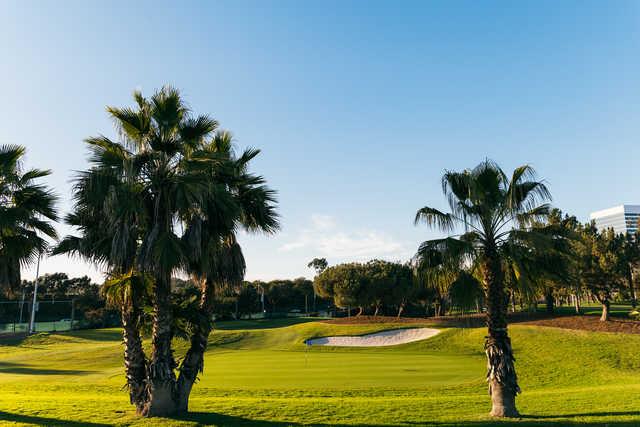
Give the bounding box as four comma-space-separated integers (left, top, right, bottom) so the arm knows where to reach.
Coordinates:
28, 252, 42, 334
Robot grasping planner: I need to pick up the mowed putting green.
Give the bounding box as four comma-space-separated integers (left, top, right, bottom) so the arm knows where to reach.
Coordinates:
1, 319, 640, 426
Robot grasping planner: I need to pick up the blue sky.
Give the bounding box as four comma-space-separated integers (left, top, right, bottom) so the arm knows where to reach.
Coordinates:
2, 1, 639, 282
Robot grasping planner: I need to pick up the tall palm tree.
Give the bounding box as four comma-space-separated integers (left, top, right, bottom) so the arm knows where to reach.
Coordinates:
56, 87, 277, 416
53, 135, 149, 412
0, 145, 57, 294
414, 160, 553, 417
177, 130, 278, 411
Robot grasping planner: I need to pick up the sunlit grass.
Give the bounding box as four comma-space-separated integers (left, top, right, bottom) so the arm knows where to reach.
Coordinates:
1, 319, 640, 425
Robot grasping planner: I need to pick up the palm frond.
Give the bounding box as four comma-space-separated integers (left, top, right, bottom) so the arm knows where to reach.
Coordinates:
414, 206, 455, 233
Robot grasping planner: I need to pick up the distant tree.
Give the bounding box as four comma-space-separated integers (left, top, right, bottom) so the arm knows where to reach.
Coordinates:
315, 260, 412, 317
0, 145, 58, 296
363, 260, 412, 317
386, 263, 414, 318
578, 224, 624, 321
620, 232, 640, 308
315, 263, 367, 315
40, 273, 70, 301
236, 283, 261, 318
308, 258, 328, 311
363, 260, 393, 316
292, 277, 314, 313
65, 276, 96, 296
504, 208, 574, 315
307, 258, 328, 275
412, 285, 439, 316
264, 280, 294, 313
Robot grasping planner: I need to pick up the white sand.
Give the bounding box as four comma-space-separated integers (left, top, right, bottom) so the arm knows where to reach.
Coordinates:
305, 327, 440, 347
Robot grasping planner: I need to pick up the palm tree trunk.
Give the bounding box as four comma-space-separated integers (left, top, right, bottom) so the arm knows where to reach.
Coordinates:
142, 272, 177, 416
483, 247, 520, 418
122, 307, 147, 414
176, 279, 215, 412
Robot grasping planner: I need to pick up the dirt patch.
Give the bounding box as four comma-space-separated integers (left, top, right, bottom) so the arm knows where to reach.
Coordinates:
324, 316, 436, 325
522, 315, 640, 334
324, 314, 640, 335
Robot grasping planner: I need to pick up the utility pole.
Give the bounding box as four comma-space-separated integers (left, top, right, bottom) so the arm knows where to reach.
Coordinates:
29, 252, 41, 334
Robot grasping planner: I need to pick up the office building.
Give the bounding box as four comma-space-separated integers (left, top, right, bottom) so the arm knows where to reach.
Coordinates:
590, 205, 640, 235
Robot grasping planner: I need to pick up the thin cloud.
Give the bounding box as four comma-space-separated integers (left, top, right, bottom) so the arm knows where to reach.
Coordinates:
279, 214, 411, 261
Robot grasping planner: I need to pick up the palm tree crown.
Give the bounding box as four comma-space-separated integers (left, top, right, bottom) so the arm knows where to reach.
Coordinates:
0, 145, 57, 294
415, 160, 552, 256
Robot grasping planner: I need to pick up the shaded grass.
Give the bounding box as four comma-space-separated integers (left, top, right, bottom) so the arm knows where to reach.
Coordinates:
0, 321, 640, 425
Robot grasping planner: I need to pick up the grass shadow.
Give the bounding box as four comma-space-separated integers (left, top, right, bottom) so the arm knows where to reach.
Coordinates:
174, 411, 640, 427
0, 328, 122, 347
62, 328, 123, 342
178, 412, 403, 426
0, 411, 111, 426
519, 410, 640, 419
0, 332, 29, 346
214, 317, 323, 331
0, 361, 94, 375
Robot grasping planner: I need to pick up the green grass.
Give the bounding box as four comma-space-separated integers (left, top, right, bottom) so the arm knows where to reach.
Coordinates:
1, 319, 640, 426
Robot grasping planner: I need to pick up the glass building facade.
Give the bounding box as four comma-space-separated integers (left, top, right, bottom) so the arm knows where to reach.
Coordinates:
590, 205, 640, 235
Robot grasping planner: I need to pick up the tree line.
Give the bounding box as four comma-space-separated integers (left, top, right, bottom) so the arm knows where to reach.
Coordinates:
13, 274, 115, 327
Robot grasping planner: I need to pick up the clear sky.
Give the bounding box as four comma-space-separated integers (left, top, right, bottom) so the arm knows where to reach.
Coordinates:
2, 1, 639, 282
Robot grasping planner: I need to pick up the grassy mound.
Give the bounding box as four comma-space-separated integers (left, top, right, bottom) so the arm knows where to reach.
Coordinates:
0, 319, 639, 426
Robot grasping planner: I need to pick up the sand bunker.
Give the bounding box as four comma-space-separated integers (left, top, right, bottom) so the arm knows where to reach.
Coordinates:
305, 327, 440, 347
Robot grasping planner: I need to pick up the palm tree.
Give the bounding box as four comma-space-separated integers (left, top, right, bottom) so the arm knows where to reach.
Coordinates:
53, 134, 148, 412
177, 130, 278, 411
0, 145, 57, 294
414, 160, 553, 417
55, 87, 277, 416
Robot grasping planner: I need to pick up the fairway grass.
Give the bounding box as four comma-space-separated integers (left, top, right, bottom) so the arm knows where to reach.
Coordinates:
1, 320, 640, 426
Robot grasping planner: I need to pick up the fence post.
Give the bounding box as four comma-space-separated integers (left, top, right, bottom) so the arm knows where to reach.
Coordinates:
70, 298, 75, 330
